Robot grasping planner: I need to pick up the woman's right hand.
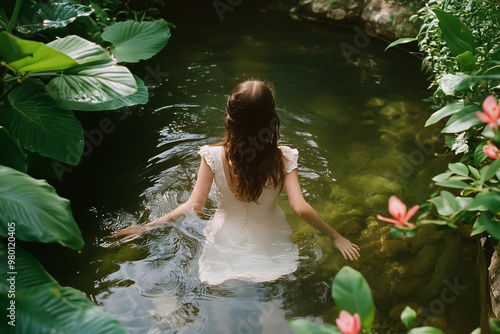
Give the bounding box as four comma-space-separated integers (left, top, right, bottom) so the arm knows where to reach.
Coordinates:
110, 225, 146, 243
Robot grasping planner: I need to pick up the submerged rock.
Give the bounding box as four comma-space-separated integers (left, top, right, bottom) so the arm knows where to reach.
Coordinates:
328, 8, 346, 20
337, 217, 363, 236
364, 193, 387, 209
417, 237, 460, 303
349, 175, 402, 196
411, 225, 447, 252
366, 97, 387, 110
298, 0, 363, 21
329, 185, 351, 201
379, 104, 401, 119
409, 244, 437, 276
392, 276, 422, 298
295, 0, 419, 40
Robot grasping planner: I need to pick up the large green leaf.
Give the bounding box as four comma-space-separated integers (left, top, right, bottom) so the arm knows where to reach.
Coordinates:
437, 74, 469, 96
0, 165, 84, 249
78, 74, 149, 110
467, 192, 500, 213
117, 74, 148, 106
491, 317, 500, 334
471, 215, 487, 236
332, 266, 374, 330
0, 32, 77, 75
47, 35, 113, 66
385, 37, 418, 51
46, 61, 137, 111
102, 19, 171, 63
442, 104, 483, 133
433, 9, 476, 56
480, 213, 500, 240
435, 179, 470, 189
432, 171, 453, 182
408, 327, 444, 334
0, 245, 128, 334
401, 306, 416, 330
448, 162, 469, 177
15, 2, 94, 35
288, 320, 341, 334
0, 126, 27, 173
429, 191, 472, 216
456, 51, 476, 71
425, 101, 465, 127
474, 143, 487, 166
1, 79, 83, 164
454, 75, 475, 93
480, 159, 500, 182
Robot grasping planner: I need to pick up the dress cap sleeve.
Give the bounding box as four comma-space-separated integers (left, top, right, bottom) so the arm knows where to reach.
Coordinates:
279, 145, 299, 174
198, 145, 215, 173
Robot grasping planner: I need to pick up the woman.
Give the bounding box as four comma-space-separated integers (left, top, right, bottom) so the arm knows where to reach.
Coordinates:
112, 79, 360, 284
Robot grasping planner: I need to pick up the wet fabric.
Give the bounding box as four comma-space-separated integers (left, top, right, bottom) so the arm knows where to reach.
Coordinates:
197, 145, 299, 285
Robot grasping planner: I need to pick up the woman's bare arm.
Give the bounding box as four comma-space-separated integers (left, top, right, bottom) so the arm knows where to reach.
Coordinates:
283, 169, 360, 260
146, 157, 214, 227
111, 157, 214, 241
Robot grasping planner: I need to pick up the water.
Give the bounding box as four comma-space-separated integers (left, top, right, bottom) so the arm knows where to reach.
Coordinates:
43, 2, 481, 333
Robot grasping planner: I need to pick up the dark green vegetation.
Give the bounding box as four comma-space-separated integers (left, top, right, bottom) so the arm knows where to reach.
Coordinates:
388, 0, 500, 254
0, 0, 170, 332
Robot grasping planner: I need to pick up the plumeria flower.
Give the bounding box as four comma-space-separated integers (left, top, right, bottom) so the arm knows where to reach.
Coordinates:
336, 310, 361, 334
377, 196, 419, 229
484, 141, 500, 160
476, 95, 500, 129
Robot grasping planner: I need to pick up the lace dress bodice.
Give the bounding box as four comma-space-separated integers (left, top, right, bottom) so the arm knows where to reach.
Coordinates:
197, 145, 300, 285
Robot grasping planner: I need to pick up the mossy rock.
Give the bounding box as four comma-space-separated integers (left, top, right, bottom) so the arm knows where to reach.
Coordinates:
366, 97, 387, 110
409, 244, 438, 276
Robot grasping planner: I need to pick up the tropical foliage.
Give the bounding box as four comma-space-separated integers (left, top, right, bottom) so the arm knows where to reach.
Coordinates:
0, 0, 171, 332
384, 0, 500, 244
289, 266, 500, 334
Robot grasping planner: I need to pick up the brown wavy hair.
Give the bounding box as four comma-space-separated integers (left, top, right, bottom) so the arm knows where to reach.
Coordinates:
221, 79, 285, 202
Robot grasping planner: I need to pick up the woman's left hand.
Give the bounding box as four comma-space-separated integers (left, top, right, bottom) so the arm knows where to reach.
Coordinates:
333, 235, 360, 260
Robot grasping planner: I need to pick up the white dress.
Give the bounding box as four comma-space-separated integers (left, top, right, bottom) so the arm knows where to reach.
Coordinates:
197, 145, 300, 285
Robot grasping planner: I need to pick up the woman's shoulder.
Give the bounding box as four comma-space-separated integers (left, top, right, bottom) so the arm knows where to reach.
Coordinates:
197, 145, 222, 173
198, 144, 223, 153
279, 145, 298, 156
278, 145, 299, 173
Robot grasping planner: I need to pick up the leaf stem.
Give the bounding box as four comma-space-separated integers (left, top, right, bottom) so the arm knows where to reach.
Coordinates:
2, 76, 22, 84
27, 72, 60, 77
5, 0, 23, 34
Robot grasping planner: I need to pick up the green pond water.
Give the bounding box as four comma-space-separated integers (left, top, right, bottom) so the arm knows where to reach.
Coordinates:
42, 2, 481, 333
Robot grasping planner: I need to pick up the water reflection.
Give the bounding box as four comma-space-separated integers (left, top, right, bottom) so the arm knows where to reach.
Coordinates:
101, 203, 299, 334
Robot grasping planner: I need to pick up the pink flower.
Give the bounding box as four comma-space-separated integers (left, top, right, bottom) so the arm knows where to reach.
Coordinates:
377, 196, 419, 229
336, 311, 361, 334
484, 142, 500, 160
476, 95, 500, 129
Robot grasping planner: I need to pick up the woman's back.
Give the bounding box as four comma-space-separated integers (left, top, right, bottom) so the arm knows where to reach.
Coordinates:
197, 145, 299, 285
